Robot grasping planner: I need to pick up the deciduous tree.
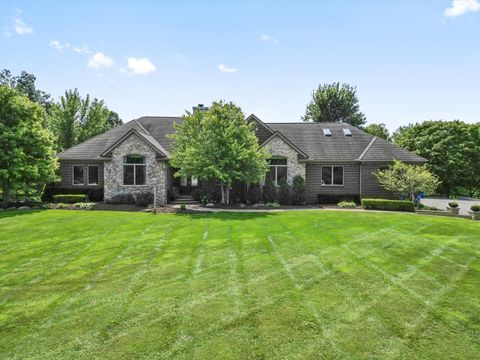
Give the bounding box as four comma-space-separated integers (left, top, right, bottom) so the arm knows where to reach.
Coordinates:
374, 160, 440, 200
393, 120, 480, 196
302, 82, 366, 127
169, 101, 270, 204
0, 85, 58, 206
365, 123, 390, 141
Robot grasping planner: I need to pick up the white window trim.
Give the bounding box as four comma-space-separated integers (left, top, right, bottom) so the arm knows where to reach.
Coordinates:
87, 165, 99, 185
321, 166, 344, 186
72, 164, 84, 186
268, 164, 288, 187
123, 156, 147, 186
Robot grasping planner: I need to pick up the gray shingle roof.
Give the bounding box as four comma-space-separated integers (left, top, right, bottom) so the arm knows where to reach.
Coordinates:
57, 116, 425, 163
268, 122, 425, 162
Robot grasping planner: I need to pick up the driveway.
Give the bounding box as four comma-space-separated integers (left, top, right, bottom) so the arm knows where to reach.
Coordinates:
421, 197, 480, 215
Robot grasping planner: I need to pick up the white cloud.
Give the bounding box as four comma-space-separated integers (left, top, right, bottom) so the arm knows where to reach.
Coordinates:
218, 64, 238, 73
14, 18, 33, 35
73, 45, 92, 54
88, 52, 115, 70
127, 57, 156, 75
444, 0, 479, 17
261, 34, 279, 44
49, 40, 70, 53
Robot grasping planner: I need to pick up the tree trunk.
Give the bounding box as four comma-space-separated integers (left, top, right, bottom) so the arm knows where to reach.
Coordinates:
220, 184, 225, 204
225, 186, 230, 205
2, 183, 10, 208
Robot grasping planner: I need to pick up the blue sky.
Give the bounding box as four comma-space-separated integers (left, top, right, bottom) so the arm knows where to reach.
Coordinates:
1, 0, 479, 131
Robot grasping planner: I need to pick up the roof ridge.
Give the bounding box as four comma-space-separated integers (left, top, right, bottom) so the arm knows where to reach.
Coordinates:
357, 136, 377, 161
134, 119, 151, 136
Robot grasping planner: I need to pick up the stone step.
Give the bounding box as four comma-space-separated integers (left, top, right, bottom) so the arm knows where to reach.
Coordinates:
169, 199, 200, 205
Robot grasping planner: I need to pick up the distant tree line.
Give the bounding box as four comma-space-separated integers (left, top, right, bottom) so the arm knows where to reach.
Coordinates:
0, 69, 122, 151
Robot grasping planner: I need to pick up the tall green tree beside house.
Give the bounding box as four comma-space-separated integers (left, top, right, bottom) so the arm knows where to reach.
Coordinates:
170, 101, 270, 204
393, 120, 480, 197
365, 123, 390, 141
302, 82, 366, 127
0, 85, 58, 205
51, 89, 122, 150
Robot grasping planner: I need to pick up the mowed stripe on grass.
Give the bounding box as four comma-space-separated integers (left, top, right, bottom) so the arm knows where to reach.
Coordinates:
0, 209, 479, 359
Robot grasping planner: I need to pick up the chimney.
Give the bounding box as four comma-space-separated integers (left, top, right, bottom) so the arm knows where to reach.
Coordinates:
192, 104, 209, 113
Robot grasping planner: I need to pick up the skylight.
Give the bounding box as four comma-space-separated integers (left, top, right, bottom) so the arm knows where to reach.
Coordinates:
343, 128, 352, 136
323, 128, 332, 137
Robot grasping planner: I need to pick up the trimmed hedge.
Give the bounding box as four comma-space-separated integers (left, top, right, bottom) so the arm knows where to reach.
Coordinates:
361, 198, 415, 212
43, 187, 103, 201
52, 194, 87, 203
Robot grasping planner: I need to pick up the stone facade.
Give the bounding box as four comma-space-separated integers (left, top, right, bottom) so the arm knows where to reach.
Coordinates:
263, 135, 306, 181
104, 132, 167, 205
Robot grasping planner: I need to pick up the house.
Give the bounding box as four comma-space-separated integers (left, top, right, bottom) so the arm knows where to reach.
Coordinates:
54, 110, 425, 204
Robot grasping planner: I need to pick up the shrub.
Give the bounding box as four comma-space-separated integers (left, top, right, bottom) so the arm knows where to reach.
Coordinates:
291, 175, 306, 205
448, 201, 459, 208
263, 178, 277, 203
278, 178, 291, 205
337, 201, 356, 209
471, 204, 480, 212
43, 187, 103, 201
265, 202, 280, 208
73, 202, 95, 210
52, 194, 87, 203
247, 184, 262, 204
318, 194, 360, 204
134, 192, 154, 207
107, 193, 135, 205
180, 203, 186, 211
361, 198, 415, 212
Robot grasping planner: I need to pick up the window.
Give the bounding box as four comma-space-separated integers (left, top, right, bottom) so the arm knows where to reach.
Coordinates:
191, 177, 198, 187
321, 166, 343, 186
343, 128, 352, 137
88, 165, 99, 185
123, 155, 146, 185
323, 128, 332, 137
267, 157, 288, 186
73, 165, 84, 185
180, 177, 187, 186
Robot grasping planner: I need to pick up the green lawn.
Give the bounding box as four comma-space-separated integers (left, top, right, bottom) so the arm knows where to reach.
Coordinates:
1, 210, 479, 359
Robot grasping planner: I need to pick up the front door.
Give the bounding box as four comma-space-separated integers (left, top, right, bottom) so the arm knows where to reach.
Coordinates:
179, 176, 198, 195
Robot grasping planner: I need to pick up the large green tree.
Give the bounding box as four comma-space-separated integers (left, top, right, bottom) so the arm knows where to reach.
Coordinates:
170, 101, 270, 204
0, 69, 52, 110
302, 82, 366, 127
0, 85, 58, 206
364, 123, 390, 141
374, 160, 440, 200
51, 89, 122, 150
393, 120, 480, 197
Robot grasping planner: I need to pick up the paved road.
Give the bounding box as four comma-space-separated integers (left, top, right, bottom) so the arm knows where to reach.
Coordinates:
421, 197, 480, 215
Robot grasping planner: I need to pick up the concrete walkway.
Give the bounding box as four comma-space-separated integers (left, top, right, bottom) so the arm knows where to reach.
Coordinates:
421, 197, 480, 216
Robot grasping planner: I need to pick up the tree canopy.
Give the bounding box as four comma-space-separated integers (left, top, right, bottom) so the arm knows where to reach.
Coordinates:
393, 120, 480, 197
374, 160, 440, 200
364, 123, 390, 141
50, 89, 122, 150
302, 82, 366, 127
0, 85, 58, 205
169, 101, 270, 204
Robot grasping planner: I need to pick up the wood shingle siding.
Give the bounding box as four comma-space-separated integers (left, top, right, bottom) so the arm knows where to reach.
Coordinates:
305, 163, 360, 203
56, 161, 104, 188
360, 163, 396, 199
